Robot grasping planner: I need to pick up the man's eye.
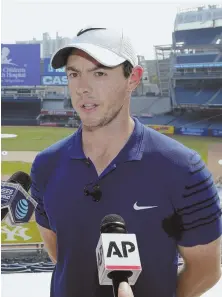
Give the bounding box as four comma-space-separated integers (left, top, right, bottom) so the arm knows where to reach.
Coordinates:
68, 73, 78, 78
95, 72, 106, 77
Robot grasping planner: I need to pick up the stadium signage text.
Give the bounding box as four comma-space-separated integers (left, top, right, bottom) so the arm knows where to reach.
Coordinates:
1, 221, 43, 244
2, 67, 26, 80
1, 44, 40, 86
41, 75, 68, 85
176, 127, 208, 137
211, 129, 222, 137
43, 58, 66, 76
147, 125, 174, 135
47, 64, 65, 73
1, 225, 32, 242
41, 109, 75, 116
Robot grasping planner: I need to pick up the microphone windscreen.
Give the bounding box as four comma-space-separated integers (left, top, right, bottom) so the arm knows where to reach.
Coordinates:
7, 171, 32, 192
100, 214, 127, 234
1, 208, 8, 220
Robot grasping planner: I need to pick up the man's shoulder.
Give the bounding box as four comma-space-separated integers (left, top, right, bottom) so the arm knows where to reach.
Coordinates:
33, 131, 76, 167
142, 125, 196, 169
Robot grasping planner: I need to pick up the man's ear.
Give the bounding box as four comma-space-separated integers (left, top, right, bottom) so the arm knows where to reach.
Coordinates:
128, 66, 144, 92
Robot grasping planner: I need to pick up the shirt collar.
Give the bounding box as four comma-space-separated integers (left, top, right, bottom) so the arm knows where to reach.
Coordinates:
68, 117, 145, 162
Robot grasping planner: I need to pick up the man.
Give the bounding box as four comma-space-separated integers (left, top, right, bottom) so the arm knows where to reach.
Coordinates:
31, 27, 222, 297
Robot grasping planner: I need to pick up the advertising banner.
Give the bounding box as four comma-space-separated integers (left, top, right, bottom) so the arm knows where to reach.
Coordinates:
41, 109, 75, 116
211, 129, 222, 137
40, 123, 58, 127
147, 125, 174, 135
1, 44, 40, 86
43, 58, 65, 75
175, 127, 208, 136
41, 75, 67, 85
1, 221, 43, 245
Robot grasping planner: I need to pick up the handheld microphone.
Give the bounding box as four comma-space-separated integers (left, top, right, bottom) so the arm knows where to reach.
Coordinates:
1, 171, 37, 225
96, 214, 142, 297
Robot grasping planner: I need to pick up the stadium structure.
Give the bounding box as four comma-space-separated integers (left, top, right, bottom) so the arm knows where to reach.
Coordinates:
2, 5, 222, 134
154, 4, 222, 135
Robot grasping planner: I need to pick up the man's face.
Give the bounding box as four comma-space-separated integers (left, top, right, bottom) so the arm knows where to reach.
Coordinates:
66, 50, 139, 130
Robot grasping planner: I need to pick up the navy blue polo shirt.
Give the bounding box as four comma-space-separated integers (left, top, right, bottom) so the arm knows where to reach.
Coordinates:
30, 117, 222, 297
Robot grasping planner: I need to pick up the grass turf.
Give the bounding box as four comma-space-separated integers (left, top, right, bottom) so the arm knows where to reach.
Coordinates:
169, 135, 221, 164
1, 161, 32, 176
2, 126, 222, 166
1, 126, 74, 151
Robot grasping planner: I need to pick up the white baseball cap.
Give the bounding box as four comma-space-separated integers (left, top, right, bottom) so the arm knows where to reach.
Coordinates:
51, 27, 138, 69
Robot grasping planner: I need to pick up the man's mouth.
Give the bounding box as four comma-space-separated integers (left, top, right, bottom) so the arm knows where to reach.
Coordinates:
81, 103, 98, 111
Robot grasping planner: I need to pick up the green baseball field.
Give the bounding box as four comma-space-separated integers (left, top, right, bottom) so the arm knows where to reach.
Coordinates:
1, 126, 222, 178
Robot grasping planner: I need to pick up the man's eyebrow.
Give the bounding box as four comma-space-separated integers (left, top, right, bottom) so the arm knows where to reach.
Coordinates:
66, 66, 80, 73
66, 65, 111, 73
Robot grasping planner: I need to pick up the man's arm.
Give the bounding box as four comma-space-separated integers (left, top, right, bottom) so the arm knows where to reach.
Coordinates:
30, 154, 57, 263
38, 225, 57, 264
170, 152, 222, 297
176, 237, 221, 297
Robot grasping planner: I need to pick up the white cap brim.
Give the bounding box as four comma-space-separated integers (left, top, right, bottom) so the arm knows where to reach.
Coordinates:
51, 43, 126, 69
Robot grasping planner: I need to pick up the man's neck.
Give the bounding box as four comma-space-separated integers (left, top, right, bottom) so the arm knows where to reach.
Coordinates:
82, 116, 135, 160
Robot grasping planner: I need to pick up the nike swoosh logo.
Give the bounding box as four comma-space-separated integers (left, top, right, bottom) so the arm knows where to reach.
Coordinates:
133, 202, 158, 210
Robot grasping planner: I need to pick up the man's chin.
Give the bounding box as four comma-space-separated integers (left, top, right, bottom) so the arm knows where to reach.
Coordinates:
81, 119, 103, 131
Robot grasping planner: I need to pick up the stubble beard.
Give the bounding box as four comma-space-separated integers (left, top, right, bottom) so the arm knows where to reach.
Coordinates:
82, 104, 125, 132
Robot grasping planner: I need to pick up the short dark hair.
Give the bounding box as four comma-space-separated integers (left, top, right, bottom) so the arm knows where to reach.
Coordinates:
122, 60, 133, 78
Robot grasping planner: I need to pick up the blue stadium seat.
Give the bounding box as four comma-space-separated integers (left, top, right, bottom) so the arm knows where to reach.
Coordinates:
208, 89, 222, 105
175, 87, 220, 105
176, 54, 222, 64
173, 27, 222, 45
1, 266, 28, 272
30, 265, 54, 271
130, 97, 172, 116
138, 115, 176, 125
171, 115, 210, 129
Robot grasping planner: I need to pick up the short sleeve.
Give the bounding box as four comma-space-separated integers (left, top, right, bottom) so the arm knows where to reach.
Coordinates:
175, 153, 222, 247
30, 155, 51, 230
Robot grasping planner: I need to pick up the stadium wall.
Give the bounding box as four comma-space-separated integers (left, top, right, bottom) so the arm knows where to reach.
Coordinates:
1, 98, 41, 126
148, 125, 222, 137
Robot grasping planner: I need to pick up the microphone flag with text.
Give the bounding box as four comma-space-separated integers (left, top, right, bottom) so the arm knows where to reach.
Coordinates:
1, 171, 37, 225
96, 214, 142, 297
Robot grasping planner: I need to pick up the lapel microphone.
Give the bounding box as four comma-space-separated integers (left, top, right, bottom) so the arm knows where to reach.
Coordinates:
84, 183, 102, 202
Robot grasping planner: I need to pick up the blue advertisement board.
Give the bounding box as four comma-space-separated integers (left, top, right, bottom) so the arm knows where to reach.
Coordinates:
175, 127, 208, 136
43, 58, 65, 76
211, 129, 222, 137
1, 44, 40, 86
41, 76, 67, 86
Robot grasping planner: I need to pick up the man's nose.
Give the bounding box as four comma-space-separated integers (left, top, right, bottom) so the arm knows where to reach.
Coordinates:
76, 77, 92, 95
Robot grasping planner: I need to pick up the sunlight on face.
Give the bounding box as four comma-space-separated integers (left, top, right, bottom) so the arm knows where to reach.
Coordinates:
66, 50, 132, 130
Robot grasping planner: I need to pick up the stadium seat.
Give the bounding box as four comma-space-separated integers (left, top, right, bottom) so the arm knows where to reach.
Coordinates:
30, 266, 54, 271
130, 97, 171, 116
176, 54, 221, 64
208, 89, 222, 105
173, 27, 222, 45
1, 266, 28, 272
138, 115, 176, 125
174, 87, 221, 105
